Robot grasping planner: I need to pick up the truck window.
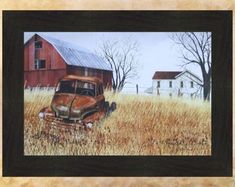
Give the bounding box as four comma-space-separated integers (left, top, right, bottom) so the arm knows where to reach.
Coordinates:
76, 81, 95, 97
56, 80, 76, 94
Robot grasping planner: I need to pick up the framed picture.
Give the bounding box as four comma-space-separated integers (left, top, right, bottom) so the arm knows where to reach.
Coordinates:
3, 11, 232, 176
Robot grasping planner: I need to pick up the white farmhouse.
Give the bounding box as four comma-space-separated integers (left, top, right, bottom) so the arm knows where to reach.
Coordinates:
152, 70, 203, 98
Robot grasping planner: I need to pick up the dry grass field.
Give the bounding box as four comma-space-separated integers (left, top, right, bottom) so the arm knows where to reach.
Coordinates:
24, 88, 211, 155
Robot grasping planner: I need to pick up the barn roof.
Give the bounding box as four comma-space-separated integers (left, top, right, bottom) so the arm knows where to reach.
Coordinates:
27, 34, 112, 71
152, 71, 182, 79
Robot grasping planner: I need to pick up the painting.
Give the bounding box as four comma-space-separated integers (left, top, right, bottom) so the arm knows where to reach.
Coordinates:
24, 32, 211, 156
3, 11, 232, 176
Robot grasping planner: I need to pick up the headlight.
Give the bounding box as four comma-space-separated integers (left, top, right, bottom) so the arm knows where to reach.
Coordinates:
39, 112, 45, 119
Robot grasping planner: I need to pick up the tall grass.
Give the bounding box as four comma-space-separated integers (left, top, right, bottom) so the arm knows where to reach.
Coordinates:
24, 88, 211, 155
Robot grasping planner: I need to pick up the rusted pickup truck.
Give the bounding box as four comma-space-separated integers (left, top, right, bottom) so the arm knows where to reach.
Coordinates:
39, 75, 116, 129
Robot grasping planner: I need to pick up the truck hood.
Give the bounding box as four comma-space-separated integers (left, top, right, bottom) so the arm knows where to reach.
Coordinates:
51, 93, 75, 108
51, 93, 97, 119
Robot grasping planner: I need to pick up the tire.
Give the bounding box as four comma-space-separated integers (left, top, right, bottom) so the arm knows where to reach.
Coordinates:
110, 102, 117, 112
104, 101, 110, 116
104, 101, 109, 111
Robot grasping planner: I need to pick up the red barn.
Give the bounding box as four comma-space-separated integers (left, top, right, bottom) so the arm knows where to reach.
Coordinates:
24, 34, 113, 88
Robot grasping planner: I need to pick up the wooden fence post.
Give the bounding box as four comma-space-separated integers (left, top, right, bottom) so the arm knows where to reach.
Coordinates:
136, 84, 139, 94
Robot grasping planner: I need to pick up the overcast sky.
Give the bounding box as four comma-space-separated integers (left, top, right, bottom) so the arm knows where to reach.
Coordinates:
24, 32, 203, 92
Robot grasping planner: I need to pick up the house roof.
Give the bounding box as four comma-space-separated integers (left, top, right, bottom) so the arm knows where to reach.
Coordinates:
175, 70, 202, 83
152, 71, 182, 79
25, 34, 112, 71
152, 70, 202, 83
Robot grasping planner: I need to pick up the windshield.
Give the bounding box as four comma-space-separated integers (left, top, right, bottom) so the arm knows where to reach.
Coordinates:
56, 80, 76, 94
76, 81, 95, 97
56, 80, 96, 96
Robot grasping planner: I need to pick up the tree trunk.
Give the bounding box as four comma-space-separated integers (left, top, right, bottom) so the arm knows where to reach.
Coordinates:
203, 76, 211, 101
112, 84, 117, 93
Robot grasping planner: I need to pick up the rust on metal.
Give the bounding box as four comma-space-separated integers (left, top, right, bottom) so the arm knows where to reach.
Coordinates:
39, 75, 115, 132
61, 75, 103, 84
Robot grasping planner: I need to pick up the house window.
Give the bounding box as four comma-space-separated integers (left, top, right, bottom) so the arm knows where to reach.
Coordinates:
35, 59, 46, 69
169, 81, 172, 88
180, 81, 183, 88
35, 41, 42, 49
157, 81, 160, 88
191, 81, 194, 88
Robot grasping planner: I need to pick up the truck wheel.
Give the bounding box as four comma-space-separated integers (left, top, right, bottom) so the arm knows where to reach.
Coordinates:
110, 102, 117, 112
104, 101, 109, 111
104, 101, 110, 116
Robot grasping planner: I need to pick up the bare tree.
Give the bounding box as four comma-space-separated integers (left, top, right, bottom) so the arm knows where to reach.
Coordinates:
171, 32, 211, 101
99, 38, 139, 92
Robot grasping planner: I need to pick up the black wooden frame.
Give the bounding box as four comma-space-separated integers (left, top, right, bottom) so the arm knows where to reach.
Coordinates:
3, 11, 232, 176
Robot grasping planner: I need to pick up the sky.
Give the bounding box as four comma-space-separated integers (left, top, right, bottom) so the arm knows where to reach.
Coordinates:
24, 32, 203, 92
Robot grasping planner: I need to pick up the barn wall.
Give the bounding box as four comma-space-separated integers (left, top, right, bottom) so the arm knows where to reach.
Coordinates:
24, 43, 29, 71
24, 34, 67, 87
24, 69, 67, 87
67, 65, 112, 88
36, 36, 66, 70
24, 34, 113, 88
67, 65, 85, 76
24, 34, 66, 71
24, 37, 35, 71
102, 70, 112, 88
